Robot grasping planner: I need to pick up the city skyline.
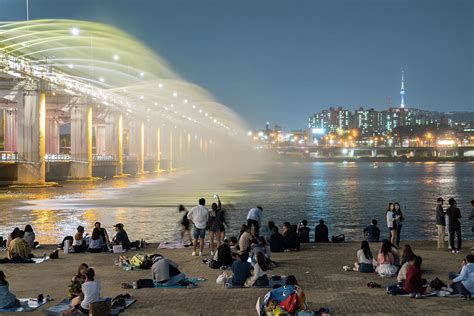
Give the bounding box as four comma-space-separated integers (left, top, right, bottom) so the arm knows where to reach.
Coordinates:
1, 0, 472, 129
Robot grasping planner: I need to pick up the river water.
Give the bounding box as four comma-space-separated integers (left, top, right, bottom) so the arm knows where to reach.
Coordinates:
0, 161, 473, 243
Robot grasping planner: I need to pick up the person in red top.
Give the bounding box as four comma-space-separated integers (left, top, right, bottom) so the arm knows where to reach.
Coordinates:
404, 256, 426, 298
387, 256, 427, 298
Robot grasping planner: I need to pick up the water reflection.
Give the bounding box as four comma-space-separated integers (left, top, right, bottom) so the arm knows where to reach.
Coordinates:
0, 162, 473, 243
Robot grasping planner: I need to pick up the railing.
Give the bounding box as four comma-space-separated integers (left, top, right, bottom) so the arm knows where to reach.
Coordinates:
93, 154, 115, 161
45, 153, 71, 161
0, 151, 18, 162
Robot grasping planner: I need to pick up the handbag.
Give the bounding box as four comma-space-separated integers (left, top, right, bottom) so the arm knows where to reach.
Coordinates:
216, 272, 228, 285
331, 234, 345, 243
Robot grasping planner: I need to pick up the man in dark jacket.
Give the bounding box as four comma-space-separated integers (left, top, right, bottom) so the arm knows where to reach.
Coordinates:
435, 197, 446, 249
315, 219, 329, 243
363, 219, 381, 242
446, 198, 462, 253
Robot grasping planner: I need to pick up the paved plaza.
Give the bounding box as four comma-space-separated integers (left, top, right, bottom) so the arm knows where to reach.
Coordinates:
1, 241, 473, 315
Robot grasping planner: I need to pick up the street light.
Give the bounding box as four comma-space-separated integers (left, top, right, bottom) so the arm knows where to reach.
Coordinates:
70, 27, 80, 36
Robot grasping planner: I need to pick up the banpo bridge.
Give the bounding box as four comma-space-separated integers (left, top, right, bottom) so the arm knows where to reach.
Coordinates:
0, 20, 248, 186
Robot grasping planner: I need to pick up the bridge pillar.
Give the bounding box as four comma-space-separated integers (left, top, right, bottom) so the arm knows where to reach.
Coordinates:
178, 132, 183, 165
45, 113, 60, 154
16, 89, 46, 185
155, 127, 161, 172
95, 124, 106, 155
70, 105, 92, 180
371, 149, 377, 157
138, 122, 145, 174
4, 109, 17, 152
168, 130, 173, 170
187, 133, 191, 153
117, 114, 123, 176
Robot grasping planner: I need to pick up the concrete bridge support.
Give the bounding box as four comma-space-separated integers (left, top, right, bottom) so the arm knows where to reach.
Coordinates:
45, 112, 60, 154
70, 104, 92, 180
16, 89, 46, 184
4, 109, 17, 152
95, 124, 106, 155
155, 127, 161, 172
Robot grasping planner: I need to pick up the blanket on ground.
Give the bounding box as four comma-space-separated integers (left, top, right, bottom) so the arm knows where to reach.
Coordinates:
44, 298, 136, 315
225, 277, 286, 289
0, 298, 51, 312
154, 277, 204, 288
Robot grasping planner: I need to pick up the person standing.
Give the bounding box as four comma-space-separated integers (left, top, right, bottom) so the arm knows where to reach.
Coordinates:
394, 202, 404, 247
446, 198, 462, 254
246, 206, 263, 237
178, 205, 192, 245
208, 195, 223, 256
435, 197, 446, 249
187, 198, 209, 256
386, 203, 397, 246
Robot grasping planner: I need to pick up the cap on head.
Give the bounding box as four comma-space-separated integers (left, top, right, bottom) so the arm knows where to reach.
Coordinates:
437, 197, 444, 202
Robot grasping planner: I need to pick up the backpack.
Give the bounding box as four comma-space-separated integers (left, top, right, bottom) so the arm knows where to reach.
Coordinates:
279, 290, 300, 313
130, 254, 148, 268
209, 259, 221, 269
429, 277, 447, 291
331, 234, 345, 243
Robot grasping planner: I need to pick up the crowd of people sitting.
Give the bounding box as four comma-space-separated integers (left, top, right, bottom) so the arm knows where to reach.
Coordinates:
58, 222, 143, 254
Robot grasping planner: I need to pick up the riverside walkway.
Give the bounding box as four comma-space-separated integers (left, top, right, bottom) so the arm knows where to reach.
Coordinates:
1, 241, 473, 315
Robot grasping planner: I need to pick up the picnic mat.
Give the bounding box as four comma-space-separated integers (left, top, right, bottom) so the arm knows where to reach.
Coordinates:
158, 241, 208, 249
225, 277, 286, 289
44, 298, 136, 315
154, 277, 204, 288
0, 298, 50, 312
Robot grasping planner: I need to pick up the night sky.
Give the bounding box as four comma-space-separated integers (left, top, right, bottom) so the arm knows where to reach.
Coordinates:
1, 0, 473, 129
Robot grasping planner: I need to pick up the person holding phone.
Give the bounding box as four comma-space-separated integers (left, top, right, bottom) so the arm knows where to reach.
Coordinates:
208, 194, 223, 256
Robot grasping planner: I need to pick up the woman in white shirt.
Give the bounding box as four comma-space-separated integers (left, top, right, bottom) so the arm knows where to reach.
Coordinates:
63, 268, 101, 315
386, 203, 398, 246
87, 228, 104, 253
353, 241, 375, 273
245, 252, 269, 287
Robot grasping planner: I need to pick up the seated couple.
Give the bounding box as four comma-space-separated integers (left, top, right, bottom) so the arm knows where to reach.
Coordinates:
7, 230, 34, 262
132, 255, 189, 289
230, 252, 269, 287
448, 255, 474, 299
269, 223, 300, 253
386, 255, 428, 298
63, 266, 101, 315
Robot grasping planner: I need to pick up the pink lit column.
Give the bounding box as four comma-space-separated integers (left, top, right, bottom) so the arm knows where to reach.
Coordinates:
4, 109, 17, 152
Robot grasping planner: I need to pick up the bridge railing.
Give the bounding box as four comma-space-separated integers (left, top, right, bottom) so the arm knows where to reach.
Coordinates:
45, 154, 71, 161
0, 151, 18, 162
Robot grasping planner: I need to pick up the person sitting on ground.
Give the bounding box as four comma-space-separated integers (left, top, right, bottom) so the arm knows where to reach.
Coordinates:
228, 236, 238, 254
8, 230, 31, 260
0, 271, 20, 310
5, 228, 19, 248
63, 268, 101, 315
238, 224, 254, 254
152, 256, 186, 286
112, 223, 140, 250
297, 220, 310, 243
94, 222, 110, 247
87, 228, 103, 253
400, 244, 416, 267
449, 254, 474, 299
265, 221, 276, 242
397, 259, 410, 287
389, 256, 427, 298
245, 252, 269, 287
212, 239, 234, 268
376, 241, 397, 277
381, 239, 400, 266
73, 226, 88, 253
250, 236, 272, 264
363, 219, 380, 242
262, 275, 308, 314
68, 263, 89, 300
353, 241, 375, 273
23, 225, 39, 249
269, 227, 285, 253
282, 223, 300, 251
314, 219, 329, 243
231, 252, 252, 286
187, 198, 209, 257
